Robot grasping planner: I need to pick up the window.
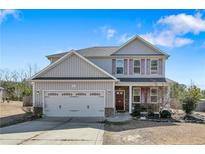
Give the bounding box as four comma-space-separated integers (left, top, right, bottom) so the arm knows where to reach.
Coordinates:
151, 60, 158, 74
62, 93, 72, 96
116, 59, 124, 74
150, 88, 158, 103
133, 88, 141, 103
48, 93, 58, 96
134, 59, 141, 74
90, 93, 101, 96
76, 92, 86, 96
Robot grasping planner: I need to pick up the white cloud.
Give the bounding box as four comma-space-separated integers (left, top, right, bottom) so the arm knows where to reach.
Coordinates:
141, 30, 193, 48
119, 33, 134, 43
100, 26, 116, 40
157, 12, 205, 35
0, 9, 20, 24
140, 12, 205, 48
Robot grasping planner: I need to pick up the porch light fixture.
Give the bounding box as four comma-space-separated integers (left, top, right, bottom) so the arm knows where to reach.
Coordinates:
36, 91, 40, 95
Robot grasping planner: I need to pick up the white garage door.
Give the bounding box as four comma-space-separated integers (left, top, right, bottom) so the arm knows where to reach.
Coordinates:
43, 90, 105, 117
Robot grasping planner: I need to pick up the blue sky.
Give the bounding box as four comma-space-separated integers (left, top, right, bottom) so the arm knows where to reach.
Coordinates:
0, 9, 205, 89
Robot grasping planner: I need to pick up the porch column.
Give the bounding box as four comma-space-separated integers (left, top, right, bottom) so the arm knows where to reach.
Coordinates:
129, 85, 132, 113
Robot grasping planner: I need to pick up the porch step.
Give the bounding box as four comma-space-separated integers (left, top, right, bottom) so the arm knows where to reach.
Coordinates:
106, 112, 132, 123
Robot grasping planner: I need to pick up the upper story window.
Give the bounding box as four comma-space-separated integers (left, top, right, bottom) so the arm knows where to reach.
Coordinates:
134, 59, 141, 74
133, 88, 141, 103
150, 88, 158, 103
116, 59, 124, 74
151, 60, 158, 74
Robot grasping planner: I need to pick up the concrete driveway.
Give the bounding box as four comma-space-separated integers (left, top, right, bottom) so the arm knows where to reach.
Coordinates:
0, 117, 104, 145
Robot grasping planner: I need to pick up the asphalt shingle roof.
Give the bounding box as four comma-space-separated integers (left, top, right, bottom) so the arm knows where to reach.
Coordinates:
46, 46, 119, 58
118, 78, 167, 82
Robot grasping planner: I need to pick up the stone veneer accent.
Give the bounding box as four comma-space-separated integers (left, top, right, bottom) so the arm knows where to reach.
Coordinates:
115, 86, 129, 112
105, 108, 115, 117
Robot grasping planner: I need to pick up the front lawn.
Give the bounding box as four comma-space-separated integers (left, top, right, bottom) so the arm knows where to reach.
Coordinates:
103, 120, 205, 144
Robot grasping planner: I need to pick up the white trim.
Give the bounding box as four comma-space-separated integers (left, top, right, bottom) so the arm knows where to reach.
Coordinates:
150, 87, 158, 103
29, 51, 118, 81
133, 59, 141, 75
42, 89, 106, 92
116, 82, 169, 87
32, 82, 35, 107
84, 55, 166, 59
145, 58, 147, 75
42, 90, 45, 115
116, 59, 124, 75
150, 59, 159, 75
115, 90, 125, 111
127, 58, 130, 75
129, 85, 132, 113
42, 90, 106, 117
111, 35, 170, 58
133, 87, 141, 103
30, 80, 116, 82
112, 82, 115, 111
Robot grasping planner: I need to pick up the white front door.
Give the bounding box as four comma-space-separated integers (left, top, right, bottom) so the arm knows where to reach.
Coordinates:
44, 91, 105, 117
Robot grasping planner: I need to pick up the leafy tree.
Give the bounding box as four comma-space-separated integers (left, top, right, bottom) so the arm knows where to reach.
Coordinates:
182, 85, 202, 115
201, 90, 205, 98
170, 83, 187, 100
0, 64, 37, 101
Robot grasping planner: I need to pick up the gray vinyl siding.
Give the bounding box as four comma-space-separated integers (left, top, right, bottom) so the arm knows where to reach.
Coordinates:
112, 39, 161, 55
88, 57, 165, 78
34, 81, 114, 108
88, 58, 112, 74
41, 54, 108, 78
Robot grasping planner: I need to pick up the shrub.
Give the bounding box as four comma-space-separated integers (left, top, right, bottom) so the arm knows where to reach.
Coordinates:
182, 98, 196, 115
160, 110, 171, 118
182, 85, 201, 115
131, 104, 141, 117
148, 112, 155, 118
33, 107, 43, 118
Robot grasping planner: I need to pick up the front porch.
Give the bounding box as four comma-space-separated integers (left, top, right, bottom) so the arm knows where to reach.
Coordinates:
115, 83, 170, 114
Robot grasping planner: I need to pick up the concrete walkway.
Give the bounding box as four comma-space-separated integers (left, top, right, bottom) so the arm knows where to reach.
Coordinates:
106, 112, 132, 123
0, 117, 104, 145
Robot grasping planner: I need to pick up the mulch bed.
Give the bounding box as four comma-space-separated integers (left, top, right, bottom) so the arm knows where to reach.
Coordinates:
0, 113, 39, 128
132, 113, 205, 124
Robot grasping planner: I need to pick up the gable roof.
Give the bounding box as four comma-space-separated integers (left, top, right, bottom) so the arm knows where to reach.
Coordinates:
46, 46, 119, 59
111, 35, 170, 58
30, 50, 118, 81
46, 35, 169, 59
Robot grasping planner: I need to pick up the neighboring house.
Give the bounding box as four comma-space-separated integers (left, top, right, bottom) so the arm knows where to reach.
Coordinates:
0, 87, 4, 103
30, 35, 171, 117
195, 99, 205, 112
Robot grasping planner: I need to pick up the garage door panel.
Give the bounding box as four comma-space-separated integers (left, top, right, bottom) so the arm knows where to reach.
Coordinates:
44, 91, 105, 117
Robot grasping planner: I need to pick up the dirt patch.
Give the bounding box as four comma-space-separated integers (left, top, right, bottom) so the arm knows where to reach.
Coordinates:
0, 101, 25, 118
194, 111, 205, 117
0, 101, 33, 127
103, 120, 205, 144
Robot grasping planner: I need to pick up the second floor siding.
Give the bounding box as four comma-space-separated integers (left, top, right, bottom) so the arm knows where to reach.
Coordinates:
89, 57, 165, 78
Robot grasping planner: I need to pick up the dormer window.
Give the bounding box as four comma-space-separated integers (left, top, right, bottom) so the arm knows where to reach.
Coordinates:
134, 59, 141, 74
116, 59, 124, 74
151, 60, 158, 74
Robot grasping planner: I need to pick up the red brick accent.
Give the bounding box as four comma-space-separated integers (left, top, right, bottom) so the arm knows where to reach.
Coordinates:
158, 59, 163, 75
124, 59, 128, 75
129, 59, 133, 75
146, 59, 150, 75
112, 59, 116, 75
141, 59, 145, 75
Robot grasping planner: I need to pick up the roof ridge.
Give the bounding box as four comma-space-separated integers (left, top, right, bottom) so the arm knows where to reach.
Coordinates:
76, 46, 119, 50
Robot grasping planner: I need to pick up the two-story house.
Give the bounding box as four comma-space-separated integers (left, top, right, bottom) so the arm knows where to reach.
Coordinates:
30, 35, 171, 117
